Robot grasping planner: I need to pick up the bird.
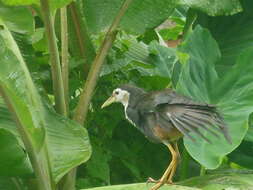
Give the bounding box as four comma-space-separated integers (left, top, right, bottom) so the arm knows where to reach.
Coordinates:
101, 84, 231, 190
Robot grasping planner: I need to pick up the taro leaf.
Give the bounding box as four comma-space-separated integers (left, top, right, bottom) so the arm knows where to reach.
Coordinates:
0, 21, 91, 182
0, 3, 34, 34
148, 41, 178, 78
179, 0, 242, 16
82, 184, 200, 190
0, 129, 33, 177
197, 0, 253, 69
84, 0, 177, 34
228, 140, 253, 169
176, 25, 252, 169
179, 173, 253, 189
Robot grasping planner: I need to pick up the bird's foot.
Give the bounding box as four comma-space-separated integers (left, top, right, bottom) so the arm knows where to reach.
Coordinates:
146, 177, 160, 184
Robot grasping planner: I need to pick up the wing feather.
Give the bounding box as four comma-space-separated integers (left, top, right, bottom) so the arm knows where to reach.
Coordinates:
136, 89, 231, 144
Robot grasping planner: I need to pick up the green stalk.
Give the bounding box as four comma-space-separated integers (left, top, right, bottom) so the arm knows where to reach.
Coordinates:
40, 0, 67, 116
73, 0, 133, 124
200, 165, 206, 176
61, 7, 69, 114
179, 147, 190, 180
0, 88, 54, 190
68, 2, 96, 75
182, 8, 197, 39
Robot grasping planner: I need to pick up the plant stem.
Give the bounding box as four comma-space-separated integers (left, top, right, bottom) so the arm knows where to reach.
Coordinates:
0, 88, 54, 190
68, 2, 95, 75
200, 165, 206, 176
61, 7, 69, 114
179, 147, 190, 180
40, 0, 67, 116
182, 8, 197, 39
73, 0, 133, 124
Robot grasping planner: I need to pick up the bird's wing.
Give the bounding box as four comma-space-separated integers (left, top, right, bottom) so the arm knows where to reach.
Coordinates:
137, 90, 231, 144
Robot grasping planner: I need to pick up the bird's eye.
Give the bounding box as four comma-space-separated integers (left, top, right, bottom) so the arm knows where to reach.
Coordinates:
115, 91, 119, 95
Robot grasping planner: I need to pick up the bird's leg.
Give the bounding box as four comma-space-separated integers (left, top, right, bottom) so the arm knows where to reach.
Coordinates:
166, 142, 180, 184
149, 143, 177, 190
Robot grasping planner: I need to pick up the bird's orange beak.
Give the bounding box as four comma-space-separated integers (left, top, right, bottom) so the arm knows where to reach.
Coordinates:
101, 95, 116, 109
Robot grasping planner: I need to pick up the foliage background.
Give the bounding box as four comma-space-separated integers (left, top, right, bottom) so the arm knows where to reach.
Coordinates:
0, 0, 253, 190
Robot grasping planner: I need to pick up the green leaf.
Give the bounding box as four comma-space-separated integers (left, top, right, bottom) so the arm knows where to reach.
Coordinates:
84, 0, 177, 34
148, 41, 178, 78
0, 97, 91, 182
0, 21, 91, 182
0, 129, 33, 177
0, 3, 34, 34
0, 21, 45, 150
228, 141, 253, 169
0, 177, 26, 190
176, 26, 251, 169
179, 0, 242, 16
82, 184, 200, 190
0, 0, 38, 6
179, 173, 253, 189
196, 0, 253, 68
86, 144, 110, 183
1, 0, 72, 11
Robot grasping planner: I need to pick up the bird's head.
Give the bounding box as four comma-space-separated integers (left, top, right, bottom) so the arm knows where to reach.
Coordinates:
101, 88, 130, 108
101, 85, 146, 109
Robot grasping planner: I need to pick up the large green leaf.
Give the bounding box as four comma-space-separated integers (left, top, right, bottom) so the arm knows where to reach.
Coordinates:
0, 177, 26, 190
228, 140, 253, 169
83, 0, 176, 34
1, 0, 72, 11
179, 0, 242, 16
0, 96, 91, 182
179, 173, 253, 189
196, 0, 253, 69
82, 184, 200, 190
0, 20, 45, 150
176, 25, 252, 169
0, 129, 33, 176
0, 20, 91, 182
0, 3, 34, 34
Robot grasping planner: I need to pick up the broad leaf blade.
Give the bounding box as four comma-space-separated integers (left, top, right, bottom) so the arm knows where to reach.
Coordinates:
177, 26, 250, 169
179, 0, 242, 16
82, 184, 200, 190
1, 0, 73, 11
0, 22, 45, 150
0, 21, 91, 182
84, 0, 176, 34
0, 3, 34, 34
0, 129, 33, 177
196, 0, 253, 68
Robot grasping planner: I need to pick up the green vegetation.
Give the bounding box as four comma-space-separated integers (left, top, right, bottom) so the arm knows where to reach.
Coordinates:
0, 0, 253, 189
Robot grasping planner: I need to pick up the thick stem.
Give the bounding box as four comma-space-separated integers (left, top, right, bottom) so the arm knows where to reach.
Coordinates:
40, 0, 67, 116
73, 0, 133, 124
61, 7, 69, 114
68, 2, 96, 75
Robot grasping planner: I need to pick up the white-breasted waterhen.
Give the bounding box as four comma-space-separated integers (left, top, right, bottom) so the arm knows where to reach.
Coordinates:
101, 84, 231, 190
